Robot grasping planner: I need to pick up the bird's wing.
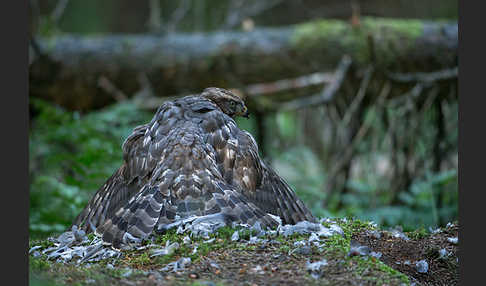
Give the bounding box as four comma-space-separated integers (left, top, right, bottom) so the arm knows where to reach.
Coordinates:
71, 166, 141, 232
93, 102, 277, 248
230, 128, 316, 225
72, 121, 151, 232
72, 101, 180, 233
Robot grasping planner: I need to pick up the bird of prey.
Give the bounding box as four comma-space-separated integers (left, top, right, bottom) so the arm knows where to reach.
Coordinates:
72, 87, 315, 248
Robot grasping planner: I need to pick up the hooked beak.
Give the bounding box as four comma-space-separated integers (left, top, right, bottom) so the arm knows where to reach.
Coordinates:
243, 107, 250, 118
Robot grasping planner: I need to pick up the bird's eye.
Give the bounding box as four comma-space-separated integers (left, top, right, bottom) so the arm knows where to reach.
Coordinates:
230, 101, 236, 107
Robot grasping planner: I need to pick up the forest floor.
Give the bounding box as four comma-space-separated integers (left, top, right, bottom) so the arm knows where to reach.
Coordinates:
29, 219, 459, 286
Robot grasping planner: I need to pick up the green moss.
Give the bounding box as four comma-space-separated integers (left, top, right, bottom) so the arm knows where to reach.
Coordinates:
30, 256, 52, 271
361, 17, 424, 39
278, 245, 291, 253
406, 226, 429, 240
127, 252, 152, 268
291, 17, 425, 66
29, 238, 55, 250
355, 256, 410, 285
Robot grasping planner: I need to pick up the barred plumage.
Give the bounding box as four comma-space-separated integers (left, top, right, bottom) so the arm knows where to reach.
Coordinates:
72, 87, 315, 248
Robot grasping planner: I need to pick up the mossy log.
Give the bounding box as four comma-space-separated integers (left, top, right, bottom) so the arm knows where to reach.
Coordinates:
29, 17, 457, 111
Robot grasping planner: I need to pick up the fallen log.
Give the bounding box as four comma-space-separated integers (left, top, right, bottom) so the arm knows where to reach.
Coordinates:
29, 17, 457, 111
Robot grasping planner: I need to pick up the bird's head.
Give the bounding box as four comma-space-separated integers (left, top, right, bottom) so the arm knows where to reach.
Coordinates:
201, 87, 249, 118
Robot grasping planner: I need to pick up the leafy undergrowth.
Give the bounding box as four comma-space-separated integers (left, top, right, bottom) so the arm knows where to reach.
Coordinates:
29, 219, 459, 286
29, 99, 153, 238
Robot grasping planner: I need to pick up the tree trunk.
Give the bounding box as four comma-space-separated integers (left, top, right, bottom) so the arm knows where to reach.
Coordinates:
29, 17, 457, 111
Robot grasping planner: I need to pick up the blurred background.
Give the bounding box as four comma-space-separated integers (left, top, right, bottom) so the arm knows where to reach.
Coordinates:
28, 0, 458, 239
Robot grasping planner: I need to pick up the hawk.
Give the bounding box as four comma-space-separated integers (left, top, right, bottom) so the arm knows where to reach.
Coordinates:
73, 87, 315, 248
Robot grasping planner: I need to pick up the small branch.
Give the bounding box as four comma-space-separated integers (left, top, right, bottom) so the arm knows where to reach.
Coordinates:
97, 76, 128, 102
341, 66, 374, 127
324, 79, 391, 197
387, 83, 427, 108
148, 0, 161, 32
30, 37, 44, 58
245, 72, 334, 97
386, 67, 458, 83
166, 0, 191, 34
51, 0, 70, 24
279, 55, 352, 111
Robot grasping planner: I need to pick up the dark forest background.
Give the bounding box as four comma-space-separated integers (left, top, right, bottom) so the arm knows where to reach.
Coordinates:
28, 0, 458, 239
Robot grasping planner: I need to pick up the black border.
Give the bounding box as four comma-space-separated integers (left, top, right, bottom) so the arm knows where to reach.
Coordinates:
2, 0, 29, 285
458, 1, 475, 285
0, 1, 29, 285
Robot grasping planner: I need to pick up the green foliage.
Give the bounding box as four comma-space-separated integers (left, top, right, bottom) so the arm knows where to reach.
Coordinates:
276, 111, 298, 140
342, 170, 458, 231
29, 99, 153, 238
272, 147, 329, 218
